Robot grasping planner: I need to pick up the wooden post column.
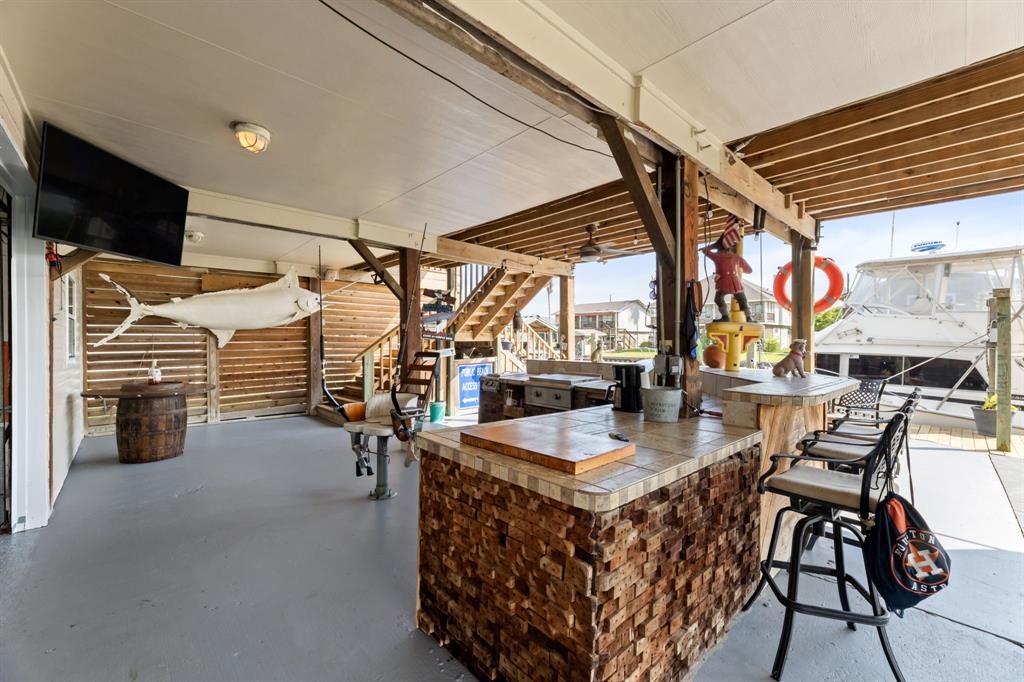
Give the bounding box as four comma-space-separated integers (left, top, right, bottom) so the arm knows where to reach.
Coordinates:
790, 233, 816, 373
682, 158, 702, 412
398, 247, 421, 377
308, 309, 323, 415
658, 155, 678, 356
994, 288, 1012, 452
560, 275, 575, 360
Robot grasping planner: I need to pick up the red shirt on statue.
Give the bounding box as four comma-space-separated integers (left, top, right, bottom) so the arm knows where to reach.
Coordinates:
705, 250, 752, 294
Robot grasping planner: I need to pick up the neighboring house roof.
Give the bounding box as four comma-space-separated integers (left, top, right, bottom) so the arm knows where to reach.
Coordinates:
574, 299, 650, 314
699, 276, 776, 304
524, 315, 558, 331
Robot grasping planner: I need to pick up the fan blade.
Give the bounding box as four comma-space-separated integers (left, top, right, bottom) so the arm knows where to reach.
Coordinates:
595, 244, 636, 256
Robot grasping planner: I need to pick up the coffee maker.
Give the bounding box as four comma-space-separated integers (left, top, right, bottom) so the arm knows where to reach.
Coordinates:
612, 363, 644, 412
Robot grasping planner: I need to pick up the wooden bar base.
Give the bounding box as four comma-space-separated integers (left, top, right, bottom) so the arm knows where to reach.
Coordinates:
416, 446, 760, 682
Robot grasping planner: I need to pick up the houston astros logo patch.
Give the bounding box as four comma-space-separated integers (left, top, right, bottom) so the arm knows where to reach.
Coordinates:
891, 528, 950, 594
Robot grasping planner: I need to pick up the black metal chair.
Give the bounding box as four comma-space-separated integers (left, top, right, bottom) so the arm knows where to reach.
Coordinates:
802, 389, 921, 502
829, 378, 889, 422
742, 413, 908, 682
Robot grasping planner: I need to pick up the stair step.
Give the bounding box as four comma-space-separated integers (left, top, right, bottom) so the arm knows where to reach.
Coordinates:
403, 377, 432, 386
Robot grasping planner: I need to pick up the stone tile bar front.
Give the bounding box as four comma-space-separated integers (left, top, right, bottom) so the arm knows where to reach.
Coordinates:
414, 407, 763, 681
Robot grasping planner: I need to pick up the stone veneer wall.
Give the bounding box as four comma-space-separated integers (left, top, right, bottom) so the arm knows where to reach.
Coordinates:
417, 447, 760, 682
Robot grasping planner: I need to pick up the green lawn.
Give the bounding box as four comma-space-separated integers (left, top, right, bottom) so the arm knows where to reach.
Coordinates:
605, 349, 657, 359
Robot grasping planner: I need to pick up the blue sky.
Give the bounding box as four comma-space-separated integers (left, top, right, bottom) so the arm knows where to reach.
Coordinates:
522, 190, 1024, 317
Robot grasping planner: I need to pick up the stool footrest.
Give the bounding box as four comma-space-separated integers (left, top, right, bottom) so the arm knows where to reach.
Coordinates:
759, 560, 889, 627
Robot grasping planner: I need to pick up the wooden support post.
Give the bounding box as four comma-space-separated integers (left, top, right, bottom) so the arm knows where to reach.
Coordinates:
790, 233, 805, 361
682, 157, 702, 413
658, 156, 678, 356
994, 288, 1012, 452
206, 333, 220, 423
560, 275, 575, 360
398, 247, 422, 378
790, 233, 816, 373
308, 311, 323, 414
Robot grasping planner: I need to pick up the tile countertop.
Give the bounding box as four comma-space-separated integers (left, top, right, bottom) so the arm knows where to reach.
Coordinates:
709, 368, 860, 407
415, 405, 761, 513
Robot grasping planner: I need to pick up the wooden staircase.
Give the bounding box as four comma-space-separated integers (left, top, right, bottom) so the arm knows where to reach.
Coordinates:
449, 268, 552, 342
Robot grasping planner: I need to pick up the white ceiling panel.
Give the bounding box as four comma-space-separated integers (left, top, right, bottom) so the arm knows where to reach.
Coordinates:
542, 0, 769, 73
540, 0, 1024, 141
0, 0, 615, 236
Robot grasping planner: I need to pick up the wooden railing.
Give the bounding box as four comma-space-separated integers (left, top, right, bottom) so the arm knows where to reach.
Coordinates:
521, 323, 558, 360
354, 324, 400, 400
352, 323, 448, 401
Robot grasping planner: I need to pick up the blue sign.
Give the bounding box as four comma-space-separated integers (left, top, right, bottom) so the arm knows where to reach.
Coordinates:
458, 362, 493, 410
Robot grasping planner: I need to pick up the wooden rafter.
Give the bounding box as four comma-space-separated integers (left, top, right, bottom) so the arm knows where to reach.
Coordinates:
51, 248, 101, 281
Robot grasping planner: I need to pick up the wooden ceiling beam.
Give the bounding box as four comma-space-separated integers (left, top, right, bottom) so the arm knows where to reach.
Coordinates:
766, 114, 1024, 185
803, 157, 1024, 209
753, 97, 1024, 177
745, 76, 1024, 168
808, 166, 1024, 213
432, 236, 572, 276
451, 180, 630, 243
737, 47, 1024, 156
787, 142, 1024, 200
815, 175, 1024, 220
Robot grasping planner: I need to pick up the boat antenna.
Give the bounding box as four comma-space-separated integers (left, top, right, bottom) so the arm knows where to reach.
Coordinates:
889, 211, 896, 257
319, 245, 342, 410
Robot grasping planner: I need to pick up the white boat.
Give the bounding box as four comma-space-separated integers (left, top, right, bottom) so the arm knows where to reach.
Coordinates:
815, 246, 1024, 433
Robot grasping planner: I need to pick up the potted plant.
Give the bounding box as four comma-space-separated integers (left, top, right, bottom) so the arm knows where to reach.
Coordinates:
971, 394, 1017, 436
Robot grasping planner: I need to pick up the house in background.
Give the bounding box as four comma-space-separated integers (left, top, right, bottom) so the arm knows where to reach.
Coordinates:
523, 315, 558, 348
699, 276, 792, 347
574, 299, 654, 350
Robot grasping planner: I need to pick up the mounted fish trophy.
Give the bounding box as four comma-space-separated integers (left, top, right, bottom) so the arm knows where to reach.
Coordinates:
94, 268, 321, 348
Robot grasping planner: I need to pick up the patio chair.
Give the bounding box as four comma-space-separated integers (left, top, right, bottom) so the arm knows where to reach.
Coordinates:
742, 413, 908, 682
802, 389, 921, 502
828, 378, 889, 422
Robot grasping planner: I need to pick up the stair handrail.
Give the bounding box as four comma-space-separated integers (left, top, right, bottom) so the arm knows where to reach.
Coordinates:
354, 324, 400, 361
523, 322, 557, 359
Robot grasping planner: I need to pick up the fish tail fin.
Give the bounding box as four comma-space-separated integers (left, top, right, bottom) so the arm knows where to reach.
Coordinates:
94, 274, 149, 347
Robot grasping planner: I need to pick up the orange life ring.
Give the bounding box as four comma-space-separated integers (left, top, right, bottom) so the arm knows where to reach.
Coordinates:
773, 256, 844, 315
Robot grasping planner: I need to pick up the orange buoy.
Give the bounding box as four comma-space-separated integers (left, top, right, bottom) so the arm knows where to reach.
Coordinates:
774, 256, 844, 315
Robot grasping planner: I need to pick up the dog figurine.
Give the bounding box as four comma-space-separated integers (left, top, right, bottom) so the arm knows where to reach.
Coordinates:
590, 339, 604, 363
772, 339, 807, 378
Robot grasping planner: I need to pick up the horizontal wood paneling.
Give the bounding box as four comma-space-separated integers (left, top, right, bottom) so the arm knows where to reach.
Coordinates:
83, 260, 209, 434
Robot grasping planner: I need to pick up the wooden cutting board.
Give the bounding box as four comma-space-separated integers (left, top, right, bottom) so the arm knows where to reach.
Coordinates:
459, 422, 634, 475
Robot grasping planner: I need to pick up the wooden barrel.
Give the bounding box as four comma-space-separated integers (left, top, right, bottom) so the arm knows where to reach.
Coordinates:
115, 382, 188, 463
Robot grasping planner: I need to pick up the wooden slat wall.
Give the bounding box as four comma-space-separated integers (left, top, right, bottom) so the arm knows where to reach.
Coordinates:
83, 260, 209, 433
213, 274, 310, 419
322, 282, 400, 401
83, 262, 319, 432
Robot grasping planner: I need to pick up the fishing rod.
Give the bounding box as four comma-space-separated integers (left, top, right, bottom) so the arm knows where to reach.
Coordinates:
318, 245, 342, 410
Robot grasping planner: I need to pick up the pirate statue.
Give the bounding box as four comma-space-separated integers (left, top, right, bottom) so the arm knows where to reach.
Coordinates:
701, 214, 753, 322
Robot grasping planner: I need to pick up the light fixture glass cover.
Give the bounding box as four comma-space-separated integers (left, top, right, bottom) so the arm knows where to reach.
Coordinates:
232, 122, 270, 154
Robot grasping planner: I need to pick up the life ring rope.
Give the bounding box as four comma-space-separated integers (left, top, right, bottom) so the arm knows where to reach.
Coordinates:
773, 256, 844, 315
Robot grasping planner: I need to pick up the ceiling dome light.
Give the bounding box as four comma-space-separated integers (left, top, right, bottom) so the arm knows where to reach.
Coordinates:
232, 122, 271, 154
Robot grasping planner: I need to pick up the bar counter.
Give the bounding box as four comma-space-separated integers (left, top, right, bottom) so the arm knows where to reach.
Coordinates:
414, 407, 763, 682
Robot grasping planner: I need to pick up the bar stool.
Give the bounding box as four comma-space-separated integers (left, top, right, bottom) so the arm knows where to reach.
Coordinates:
802, 390, 920, 501
743, 413, 908, 681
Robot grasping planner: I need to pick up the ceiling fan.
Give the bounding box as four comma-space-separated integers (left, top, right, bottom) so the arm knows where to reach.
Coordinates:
577, 223, 634, 262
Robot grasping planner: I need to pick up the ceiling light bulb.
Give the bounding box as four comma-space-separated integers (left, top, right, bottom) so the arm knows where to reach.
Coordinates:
232, 122, 271, 154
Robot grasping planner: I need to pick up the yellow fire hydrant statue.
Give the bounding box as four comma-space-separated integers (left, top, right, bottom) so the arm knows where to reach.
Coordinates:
706, 298, 764, 372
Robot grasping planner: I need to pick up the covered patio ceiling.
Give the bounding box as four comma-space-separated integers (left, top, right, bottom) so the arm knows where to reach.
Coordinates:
399, 47, 1024, 269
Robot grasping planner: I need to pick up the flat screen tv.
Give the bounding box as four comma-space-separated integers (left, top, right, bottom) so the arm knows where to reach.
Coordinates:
33, 123, 188, 266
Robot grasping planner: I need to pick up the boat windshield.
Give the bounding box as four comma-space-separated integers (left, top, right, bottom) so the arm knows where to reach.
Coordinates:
847, 255, 1022, 314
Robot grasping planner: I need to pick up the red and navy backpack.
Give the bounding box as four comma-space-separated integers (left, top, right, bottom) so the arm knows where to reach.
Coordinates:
866, 492, 952, 616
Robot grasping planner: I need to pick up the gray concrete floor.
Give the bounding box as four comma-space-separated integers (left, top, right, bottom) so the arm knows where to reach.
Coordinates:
0, 417, 470, 682
2, 420, 1022, 682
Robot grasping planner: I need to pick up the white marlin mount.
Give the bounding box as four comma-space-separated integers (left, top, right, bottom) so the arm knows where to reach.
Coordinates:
96, 269, 321, 348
